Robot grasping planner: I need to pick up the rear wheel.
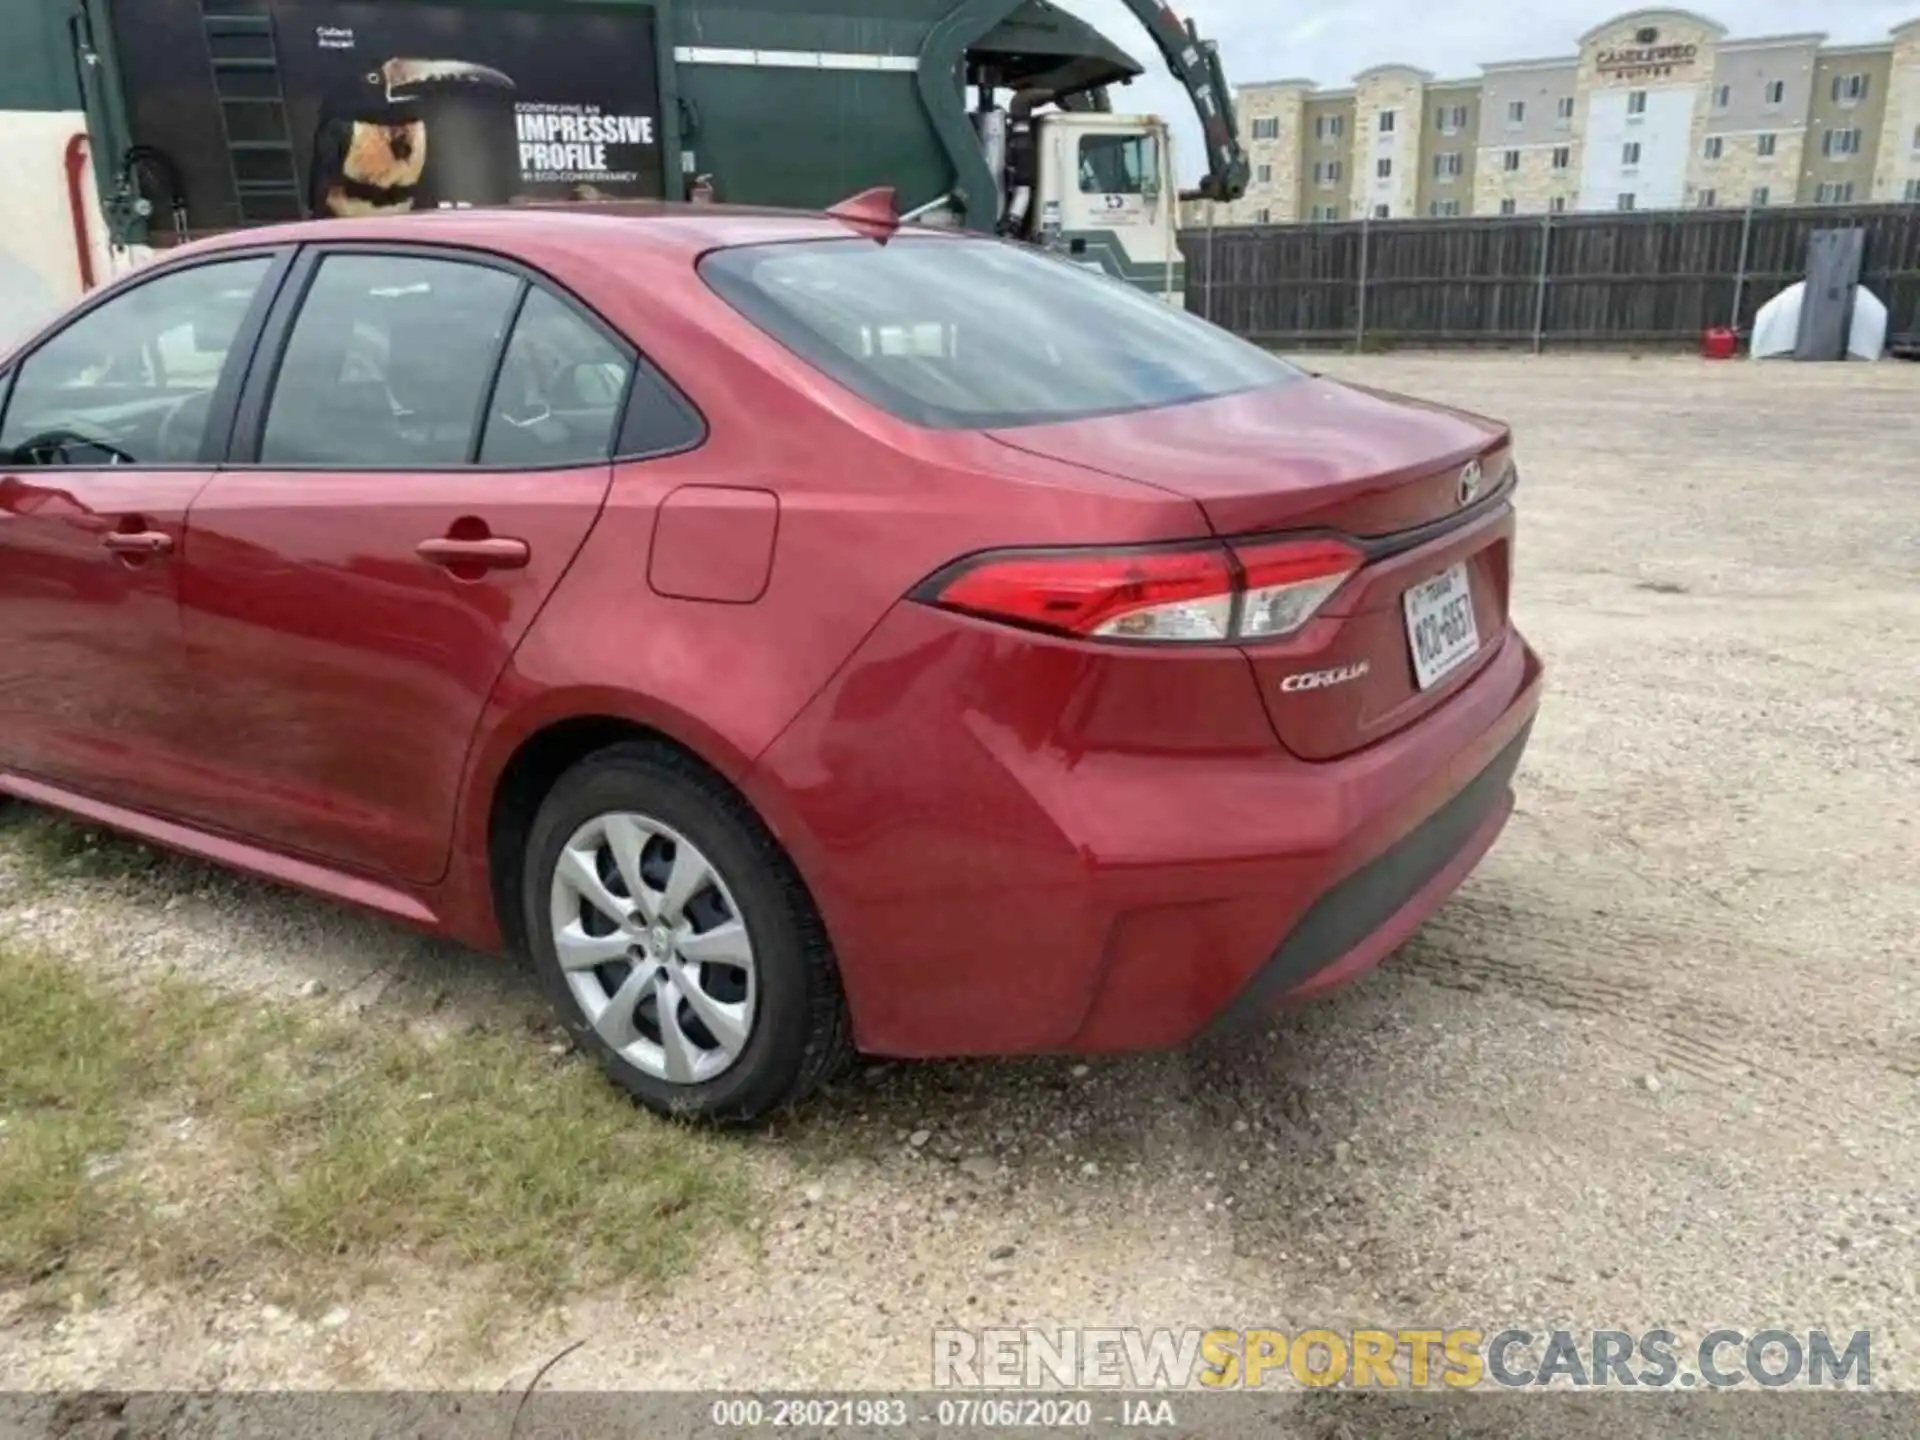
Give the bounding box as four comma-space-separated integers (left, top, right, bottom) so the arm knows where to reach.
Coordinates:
522, 743, 850, 1123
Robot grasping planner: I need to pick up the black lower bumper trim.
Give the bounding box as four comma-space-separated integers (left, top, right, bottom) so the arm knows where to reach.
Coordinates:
1207, 719, 1534, 1034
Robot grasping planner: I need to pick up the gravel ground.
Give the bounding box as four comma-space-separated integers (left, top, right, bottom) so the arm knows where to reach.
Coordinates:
1, 353, 1916, 1393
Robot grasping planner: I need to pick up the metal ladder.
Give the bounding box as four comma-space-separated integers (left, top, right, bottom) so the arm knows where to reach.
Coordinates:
198, 0, 304, 223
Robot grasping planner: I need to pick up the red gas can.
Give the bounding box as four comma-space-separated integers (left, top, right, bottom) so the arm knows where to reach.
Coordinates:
1701, 326, 1739, 360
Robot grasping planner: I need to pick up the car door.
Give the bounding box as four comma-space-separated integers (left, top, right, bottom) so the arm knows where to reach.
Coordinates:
0, 252, 284, 813
172, 245, 638, 884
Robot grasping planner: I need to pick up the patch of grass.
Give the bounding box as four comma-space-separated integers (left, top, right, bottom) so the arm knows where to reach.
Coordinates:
0, 951, 148, 1282
0, 808, 166, 883
0, 945, 745, 1306
261, 1029, 745, 1293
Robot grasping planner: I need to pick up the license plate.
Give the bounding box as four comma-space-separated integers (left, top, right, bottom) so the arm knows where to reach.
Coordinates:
1403, 563, 1480, 690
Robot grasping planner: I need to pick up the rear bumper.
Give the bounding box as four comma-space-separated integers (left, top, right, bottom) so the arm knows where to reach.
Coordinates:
1203, 718, 1530, 1033
751, 604, 1544, 1058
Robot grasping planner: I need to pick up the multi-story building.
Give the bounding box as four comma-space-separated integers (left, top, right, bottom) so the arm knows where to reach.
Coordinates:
1198, 6, 1920, 222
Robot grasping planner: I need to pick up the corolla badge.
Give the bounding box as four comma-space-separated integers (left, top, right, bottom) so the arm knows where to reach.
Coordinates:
1279, 661, 1371, 692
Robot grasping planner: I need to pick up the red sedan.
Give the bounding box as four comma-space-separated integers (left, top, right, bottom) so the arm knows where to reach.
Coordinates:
0, 203, 1542, 1121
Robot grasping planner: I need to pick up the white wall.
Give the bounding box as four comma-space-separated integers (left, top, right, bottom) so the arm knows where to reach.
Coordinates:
0, 111, 111, 356
1579, 87, 1695, 211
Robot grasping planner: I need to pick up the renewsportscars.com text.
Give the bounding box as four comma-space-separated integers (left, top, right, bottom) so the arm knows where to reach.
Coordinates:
932, 1327, 1872, 1389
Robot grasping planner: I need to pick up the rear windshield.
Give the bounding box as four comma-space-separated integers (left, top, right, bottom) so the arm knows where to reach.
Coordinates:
699, 237, 1300, 430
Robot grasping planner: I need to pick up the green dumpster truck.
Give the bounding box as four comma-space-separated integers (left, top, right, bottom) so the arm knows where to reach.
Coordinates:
17, 0, 1247, 305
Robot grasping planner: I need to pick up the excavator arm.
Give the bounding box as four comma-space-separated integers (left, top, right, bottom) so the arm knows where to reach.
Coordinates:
920, 0, 1248, 231
1115, 2, 1249, 202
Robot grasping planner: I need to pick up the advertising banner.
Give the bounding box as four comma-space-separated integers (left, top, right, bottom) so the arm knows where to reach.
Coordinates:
271, 1, 665, 216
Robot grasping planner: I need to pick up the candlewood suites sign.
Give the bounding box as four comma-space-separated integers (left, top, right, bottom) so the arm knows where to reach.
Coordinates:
1595, 31, 1701, 82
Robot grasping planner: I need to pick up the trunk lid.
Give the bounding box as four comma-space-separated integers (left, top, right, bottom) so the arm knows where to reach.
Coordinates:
985, 376, 1505, 538
987, 378, 1517, 761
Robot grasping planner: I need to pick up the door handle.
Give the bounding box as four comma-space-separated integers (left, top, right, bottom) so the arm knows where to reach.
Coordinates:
102, 530, 174, 557
415, 535, 531, 571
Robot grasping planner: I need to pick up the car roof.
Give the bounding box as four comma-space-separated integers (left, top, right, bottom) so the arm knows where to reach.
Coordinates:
180, 201, 964, 264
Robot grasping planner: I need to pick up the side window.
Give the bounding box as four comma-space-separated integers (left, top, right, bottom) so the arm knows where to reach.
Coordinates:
259, 253, 520, 467
478, 289, 632, 466
1078, 134, 1160, 195
0, 258, 272, 467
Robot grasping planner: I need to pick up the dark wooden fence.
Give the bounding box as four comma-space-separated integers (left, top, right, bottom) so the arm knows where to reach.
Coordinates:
1181, 203, 1920, 350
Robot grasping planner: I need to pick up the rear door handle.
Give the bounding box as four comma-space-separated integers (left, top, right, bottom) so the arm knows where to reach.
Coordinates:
102, 530, 174, 557
415, 536, 531, 571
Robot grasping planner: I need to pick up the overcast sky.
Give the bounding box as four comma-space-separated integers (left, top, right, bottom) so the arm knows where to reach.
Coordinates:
1053, 1, 1916, 180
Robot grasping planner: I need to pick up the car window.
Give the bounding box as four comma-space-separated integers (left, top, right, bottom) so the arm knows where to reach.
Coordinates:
701, 237, 1300, 430
1079, 133, 1159, 195
0, 258, 272, 467
478, 289, 633, 466
259, 254, 520, 467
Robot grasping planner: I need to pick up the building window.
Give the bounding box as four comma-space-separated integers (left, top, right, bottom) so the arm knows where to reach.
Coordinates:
1309, 204, 1340, 221
1314, 114, 1346, 141
1627, 90, 1648, 116
1757, 133, 1777, 158
1696, 188, 1716, 208
1822, 127, 1862, 157
1313, 159, 1344, 185
1499, 198, 1517, 215
1622, 141, 1642, 167
1378, 110, 1396, 134
1765, 79, 1786, 107
1373, 203, 1391, 218
1251, 117, 1280, 141
1256, 163, 1273, 183
1507, 100, 1526, 127
1437, 103, 1468, 133
1503, 149, 1521, 172
1815, 180, 1855, 204
1557, 95, 1575, 122
1376, 157, 1392, 179
1832, 73, 1868, 106
1906, 179, 1920, 202
1751, 185, 1770, 207
1254, 207, 1272, 223
1433, 152, 1462, 178
1714, 84, 1731, 110
1550, 195, 1567, 213
1703, 136, 1723, 160
1618, 193, 1636, 211
1429, 198, 1461, 217
1551, 145, 1570, 170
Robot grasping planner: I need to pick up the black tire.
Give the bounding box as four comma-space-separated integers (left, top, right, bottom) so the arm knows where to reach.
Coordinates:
521, 741, 852, 1124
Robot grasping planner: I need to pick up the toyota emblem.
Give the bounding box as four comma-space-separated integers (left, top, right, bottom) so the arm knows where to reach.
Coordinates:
1457, 460, 1483, 508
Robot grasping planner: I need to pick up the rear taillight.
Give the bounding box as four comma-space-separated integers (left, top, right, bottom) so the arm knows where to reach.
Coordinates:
919, 537, 1363, 645
1231, 537, 1365, 640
